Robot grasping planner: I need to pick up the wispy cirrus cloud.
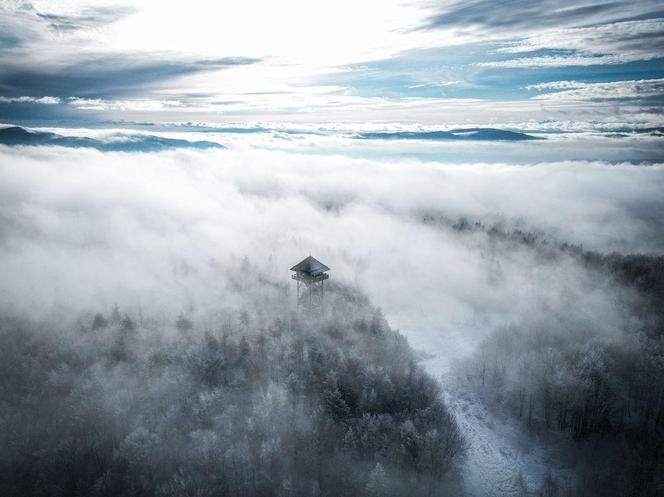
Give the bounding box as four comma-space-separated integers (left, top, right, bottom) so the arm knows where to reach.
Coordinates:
66, 97, 185, 111
408, 80, 464, 89
479, 18, 664, 67
420, 0, 662, 33
0, 1, 263, 108
35, 5, 136, 33
0, 1, 133, 48
0, 54, 262, 100
525, 78, 664, 101
416, 1, 664, 86
0, 95, 60, 104
0, 0, 662, 125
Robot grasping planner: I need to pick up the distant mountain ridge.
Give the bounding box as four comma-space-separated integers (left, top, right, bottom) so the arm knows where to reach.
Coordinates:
0, 126, 225, 151
0, 125, 543, 149
356, 128, 541, 141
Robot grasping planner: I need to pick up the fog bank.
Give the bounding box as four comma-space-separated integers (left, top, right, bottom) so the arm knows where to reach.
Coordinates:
1, 144, 662, 361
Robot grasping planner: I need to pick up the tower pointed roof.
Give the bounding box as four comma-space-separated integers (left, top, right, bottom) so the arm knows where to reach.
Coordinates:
290, 256, 330, 276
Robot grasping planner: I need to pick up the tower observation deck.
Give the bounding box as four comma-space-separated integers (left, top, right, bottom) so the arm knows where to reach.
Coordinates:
290, 256, 330, 310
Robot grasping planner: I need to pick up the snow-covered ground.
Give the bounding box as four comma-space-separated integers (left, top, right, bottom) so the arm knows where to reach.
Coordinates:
443, 388, 573, 497
410, 337, 573, 497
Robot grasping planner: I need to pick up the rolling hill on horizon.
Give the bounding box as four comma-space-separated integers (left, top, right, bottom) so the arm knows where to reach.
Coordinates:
355, 128, 541, 141
0, 126, 224, 152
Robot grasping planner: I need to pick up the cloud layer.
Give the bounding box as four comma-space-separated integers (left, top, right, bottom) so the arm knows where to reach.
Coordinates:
421, 0, 661, 31
0, 142, 662, 362
0, 1, 661, 125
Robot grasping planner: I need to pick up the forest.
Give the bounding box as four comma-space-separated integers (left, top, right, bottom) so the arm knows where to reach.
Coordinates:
0, 134, 662, 497
452, 224, 664, 497
0, 283, 464, 497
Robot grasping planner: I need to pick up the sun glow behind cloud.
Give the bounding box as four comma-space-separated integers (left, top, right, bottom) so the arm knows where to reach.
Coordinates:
104, 1, 430, 65
0, 1, 662, 127
0, 6, 663, 493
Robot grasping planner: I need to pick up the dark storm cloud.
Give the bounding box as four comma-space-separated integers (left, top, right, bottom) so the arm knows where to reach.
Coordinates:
420, 0, 662, 31
0, 55, 262, 99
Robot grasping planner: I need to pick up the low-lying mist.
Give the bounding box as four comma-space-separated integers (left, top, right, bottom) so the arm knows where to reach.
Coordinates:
1, 139, 663, 496
1, 145, 662, 330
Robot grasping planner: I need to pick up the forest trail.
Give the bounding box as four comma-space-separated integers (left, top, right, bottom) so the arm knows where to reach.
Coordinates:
411, 338, 572, 497
443, 388, 572, 497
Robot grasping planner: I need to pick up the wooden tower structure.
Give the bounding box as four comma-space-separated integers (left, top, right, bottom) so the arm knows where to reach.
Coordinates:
290, 256, 330, 310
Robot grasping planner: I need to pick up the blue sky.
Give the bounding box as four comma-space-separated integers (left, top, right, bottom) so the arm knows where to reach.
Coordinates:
0, 0, 662, 129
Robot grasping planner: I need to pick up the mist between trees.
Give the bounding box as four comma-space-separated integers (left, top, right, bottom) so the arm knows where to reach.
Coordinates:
0, 144, 663, 497
0, 281, 465, 497
450, 226, 664, 497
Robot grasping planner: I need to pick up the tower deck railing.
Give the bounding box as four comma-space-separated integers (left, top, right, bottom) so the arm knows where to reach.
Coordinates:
291, 272, 329, 283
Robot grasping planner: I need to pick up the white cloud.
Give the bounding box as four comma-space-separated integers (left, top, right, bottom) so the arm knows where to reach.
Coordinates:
478, 54, 627, 68
102, 1, 431, 67
0, 141, 662, 358
483, 18, 664, 67
408, 80, 464, 89
525, 81, 587, 91
525, 78, 664, 101
67, 97, 183, 111
0, 2, 661, 128
0, 96, 61, 104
